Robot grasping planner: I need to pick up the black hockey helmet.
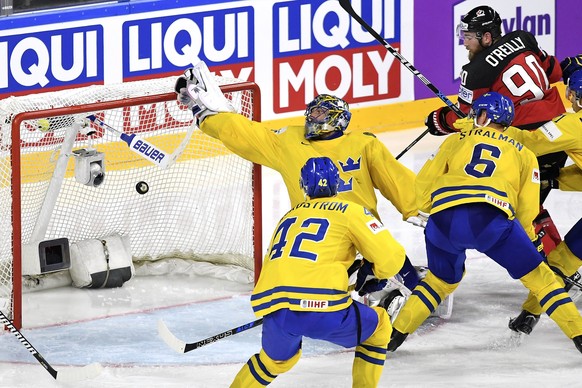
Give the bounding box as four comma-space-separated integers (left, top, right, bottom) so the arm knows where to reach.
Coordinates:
457, 6, 502, 40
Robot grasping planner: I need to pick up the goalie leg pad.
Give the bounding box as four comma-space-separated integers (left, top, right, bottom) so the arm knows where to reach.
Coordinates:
69, 234, 134, 289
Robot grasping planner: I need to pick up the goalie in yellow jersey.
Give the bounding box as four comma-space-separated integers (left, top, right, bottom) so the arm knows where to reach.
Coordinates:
174, 61, 428, 306
387, 91, 582, 354
231, 157, 405, 387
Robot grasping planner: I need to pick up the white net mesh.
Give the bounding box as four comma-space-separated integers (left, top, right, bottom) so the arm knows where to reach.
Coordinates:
0, 76, 259, 324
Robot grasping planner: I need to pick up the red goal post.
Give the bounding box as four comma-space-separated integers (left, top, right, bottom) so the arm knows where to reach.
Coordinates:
0, 76, 263, 329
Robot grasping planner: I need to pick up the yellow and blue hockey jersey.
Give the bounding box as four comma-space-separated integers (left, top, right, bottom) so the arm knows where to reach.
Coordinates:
504, 110, 582, 191
250, 198, 405, 317
200, 113, 417, 220
416, 126, 541, 240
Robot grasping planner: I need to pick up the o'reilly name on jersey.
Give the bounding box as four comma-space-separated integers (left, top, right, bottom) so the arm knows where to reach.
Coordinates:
485, 37, 526, 67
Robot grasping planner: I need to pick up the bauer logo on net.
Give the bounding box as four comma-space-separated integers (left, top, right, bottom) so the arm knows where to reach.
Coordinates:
273, 0, 406, 113
0, 25, 104, 98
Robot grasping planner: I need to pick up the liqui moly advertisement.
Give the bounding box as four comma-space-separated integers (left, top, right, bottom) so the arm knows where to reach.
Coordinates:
272, 0, 408, 113
0, 0, 578, 119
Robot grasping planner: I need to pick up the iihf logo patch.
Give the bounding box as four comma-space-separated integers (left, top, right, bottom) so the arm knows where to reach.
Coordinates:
532, 168, 540, 183
300, 300, 328, 309
366, 219, 385, 234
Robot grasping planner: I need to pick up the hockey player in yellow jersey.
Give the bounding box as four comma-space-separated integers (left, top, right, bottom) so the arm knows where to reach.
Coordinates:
174, 61, 424, 295
230, 157, 405, 387
454, 59, 582, 337
387, 91, 582, 354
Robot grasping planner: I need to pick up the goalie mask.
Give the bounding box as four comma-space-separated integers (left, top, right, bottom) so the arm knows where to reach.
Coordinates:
300, 157, 340, 199
304, 94, 352, 140
470, 92, 515, 128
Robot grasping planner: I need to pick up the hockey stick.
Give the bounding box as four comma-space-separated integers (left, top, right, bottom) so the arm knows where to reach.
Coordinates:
0, 311, 103, 382
395, 128, 430, 160
87, 110, 199, 170
158, 318, 263, 353
338, 0, 466, 158
552, 269, 582, 290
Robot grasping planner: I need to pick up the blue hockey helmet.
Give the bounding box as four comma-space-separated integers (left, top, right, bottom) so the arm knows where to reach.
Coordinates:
470, 92, 515, 127
566, 69, 582, 110
300, 157, 340, 199
561, 55, 582, 85
304, 94, 351, 140
566, 69, 582, 99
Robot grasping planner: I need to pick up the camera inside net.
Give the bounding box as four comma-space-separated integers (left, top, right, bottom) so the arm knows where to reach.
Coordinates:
73, 148, 105, 187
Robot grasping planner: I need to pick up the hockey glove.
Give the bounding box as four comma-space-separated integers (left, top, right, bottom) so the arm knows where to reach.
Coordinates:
540, 163, 560, 190
425, 106, 456, 136
355, 259, 388, 296
174, 76, 197, 109
540, 163, 560, 182
453, 117, 474, 132
180, 62, 235, 123
532, 235, 547, 261
534, 207, 562, 255
406, 211, 429, 228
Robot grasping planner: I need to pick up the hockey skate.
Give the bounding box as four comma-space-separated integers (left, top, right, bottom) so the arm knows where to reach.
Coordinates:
508, 310, 540, 335
387, 328, 408, 352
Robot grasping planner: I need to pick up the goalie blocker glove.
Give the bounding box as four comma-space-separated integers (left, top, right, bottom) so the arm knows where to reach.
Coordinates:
425, 106, 458, 136
174, 62, 235, 123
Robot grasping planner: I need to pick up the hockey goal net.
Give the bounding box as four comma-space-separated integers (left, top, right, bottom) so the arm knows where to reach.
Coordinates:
0, 75, 262, 329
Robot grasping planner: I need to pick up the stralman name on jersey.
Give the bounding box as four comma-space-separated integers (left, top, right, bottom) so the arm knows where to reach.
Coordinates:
459, 128, 524, 151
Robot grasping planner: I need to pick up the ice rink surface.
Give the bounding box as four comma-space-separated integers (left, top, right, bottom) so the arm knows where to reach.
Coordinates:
1, 128, 581, 388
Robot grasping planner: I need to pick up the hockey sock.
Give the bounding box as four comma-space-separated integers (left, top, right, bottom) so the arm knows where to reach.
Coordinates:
392, 271, 458, 335
231, 349, 301, 387
353, 306, 391, 387
520, 263, 582, 339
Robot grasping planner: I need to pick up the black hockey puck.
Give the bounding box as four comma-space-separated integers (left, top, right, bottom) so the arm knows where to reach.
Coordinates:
136, 181, 149, 194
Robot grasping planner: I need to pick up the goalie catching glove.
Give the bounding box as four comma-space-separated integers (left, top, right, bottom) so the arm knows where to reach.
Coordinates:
174, 61, 235, 123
